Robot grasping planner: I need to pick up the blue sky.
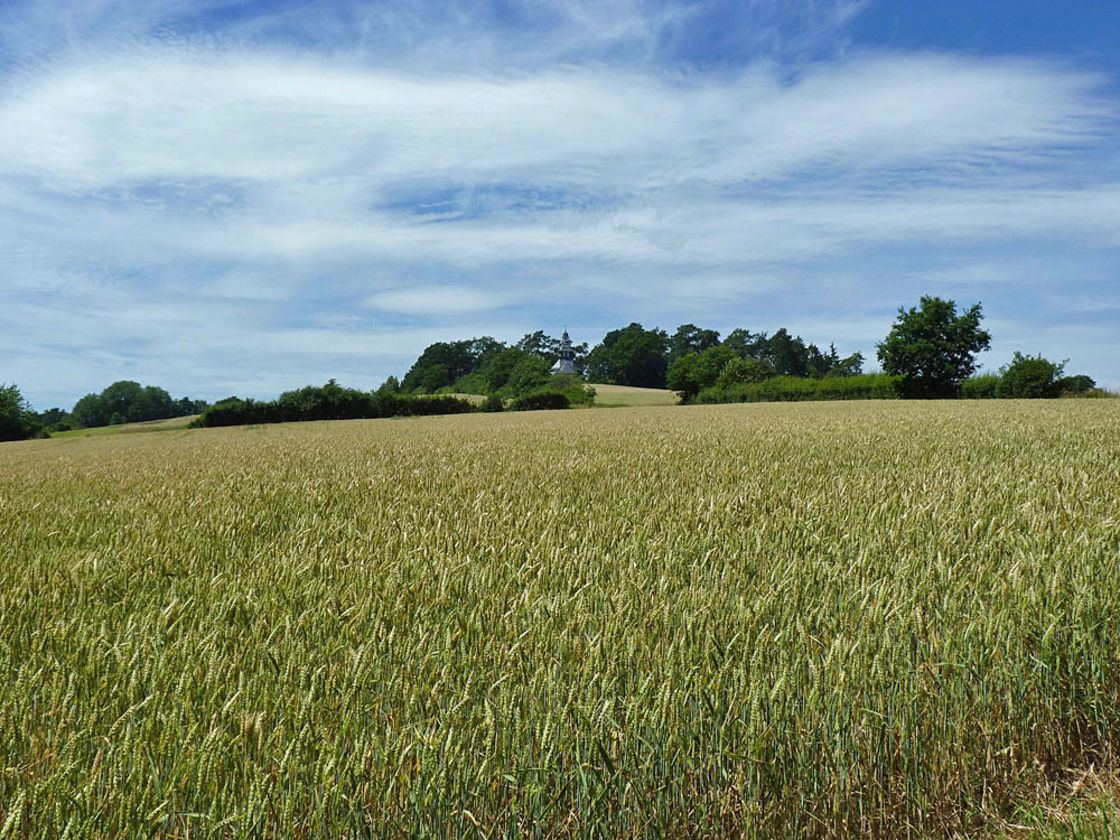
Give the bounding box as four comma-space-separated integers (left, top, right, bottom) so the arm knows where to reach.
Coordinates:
1, 0, 1118, 408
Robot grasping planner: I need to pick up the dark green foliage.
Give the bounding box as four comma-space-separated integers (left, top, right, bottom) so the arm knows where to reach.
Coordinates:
401, 339, 489, 393
666, 345, 737, 402
997, 353, 1065, 399
667, 334, 863, 403
586, 323, 669, 388
376, 375, 401, 394
716, 356, 769, 389
34, 407, 68, 426
71, 392, 111, 427
508, 390, 571, 411
766, 328, 809, 378
721, 328, 766, 361
475, 348, 552, 397
482, 394, 505, 412
806, 343, 864, 378
667, 324, 720, 365
445, 372, 489, 396
478, 347, 527, 393
402, 335, 571, 394
697, 374, 903, 404
505, 355, 552, 396
961, 374, 1000, 399
0, 383, 35, 441
877, 296, 991, 397
1058, 374, 1096, 394
193, 383, 476, 427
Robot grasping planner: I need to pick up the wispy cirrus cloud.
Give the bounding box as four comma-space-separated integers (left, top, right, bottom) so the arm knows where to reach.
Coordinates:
1, 0, 1118, 407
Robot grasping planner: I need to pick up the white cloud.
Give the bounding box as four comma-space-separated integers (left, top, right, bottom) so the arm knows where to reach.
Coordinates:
366, 285, 512, 315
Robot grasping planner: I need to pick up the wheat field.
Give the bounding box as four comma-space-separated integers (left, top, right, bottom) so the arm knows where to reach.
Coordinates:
1, 400, 1118, 838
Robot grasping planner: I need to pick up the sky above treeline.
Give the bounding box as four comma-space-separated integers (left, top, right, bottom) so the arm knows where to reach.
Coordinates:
2, 0, 1118, 408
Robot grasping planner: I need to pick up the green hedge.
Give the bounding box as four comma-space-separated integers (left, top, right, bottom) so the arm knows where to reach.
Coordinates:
696, 373, 903, 404
193, 384, 477, 428
508, 390, 571, 411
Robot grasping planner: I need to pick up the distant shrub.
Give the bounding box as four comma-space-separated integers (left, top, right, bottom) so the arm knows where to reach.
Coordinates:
508, 390, 571, 411
1058, 374, 1096, 395
996, 353, 1064, 399
961, 374, 1000, 399
697, 373, 903, 404
481, 394, 505, 412
550, 374, 595, 406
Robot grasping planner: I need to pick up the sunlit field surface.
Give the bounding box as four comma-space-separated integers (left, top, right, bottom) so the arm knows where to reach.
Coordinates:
1, 401, 1118, 838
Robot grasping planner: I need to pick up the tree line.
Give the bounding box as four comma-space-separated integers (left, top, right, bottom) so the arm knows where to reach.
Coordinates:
398, 297, 1099, 404
0, 295, 1105, 441
398, 324, 863, 397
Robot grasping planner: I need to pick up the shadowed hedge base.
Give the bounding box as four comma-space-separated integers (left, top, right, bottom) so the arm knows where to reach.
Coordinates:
1, 401, 1118, 837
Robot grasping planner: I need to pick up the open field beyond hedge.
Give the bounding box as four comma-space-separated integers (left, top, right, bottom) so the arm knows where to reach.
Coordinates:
1, 401, 1119, 838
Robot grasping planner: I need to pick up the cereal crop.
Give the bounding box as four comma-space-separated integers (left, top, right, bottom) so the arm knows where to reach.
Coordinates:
1, 400, 1118, 837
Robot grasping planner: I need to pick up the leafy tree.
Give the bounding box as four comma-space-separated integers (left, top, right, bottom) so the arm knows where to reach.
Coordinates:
516, 331, 559, 363
668, 324, 720, 365
101, 380, 145, 421
401, 341, 477, 392
376, 376, 401, 394
830, 351, 864, 378
468, 337, 505, 370
586, 323, 669, 388
665, 354, 701, 401
806, 343, 863, 378
504, 355, 552, 397
996, 352, 1065, 399
1058, 374, 1095, 394
0, 383, 34, 441
716, 356, 769, 389
71, 393, 110, 428
876, 296, 991, 397
401, 337, 510, 393
722, 328, 768, 363
666, 345, 737, 402
481, 347, 533, 393
35, 407, 69, 426
766, 329, 810, 377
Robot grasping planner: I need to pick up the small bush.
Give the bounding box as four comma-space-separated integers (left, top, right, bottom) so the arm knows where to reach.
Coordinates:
509, 390, 571, 411
961, 374, 1000, 399
482, 394, 505, 412
997, 353, 1064, 399
550, 374, 595, 406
